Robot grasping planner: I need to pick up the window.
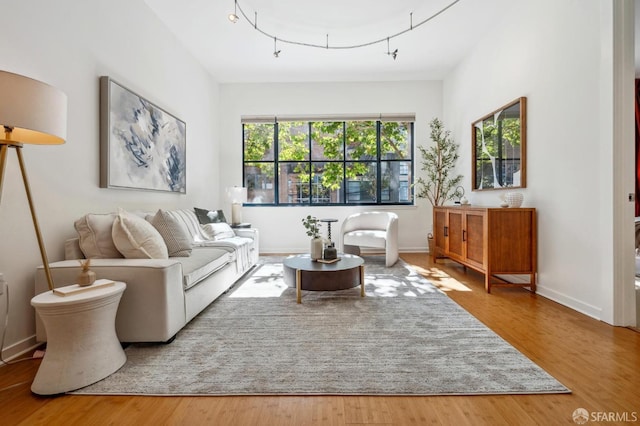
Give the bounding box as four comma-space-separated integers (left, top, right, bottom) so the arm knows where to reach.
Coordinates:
242, 115, 414, 206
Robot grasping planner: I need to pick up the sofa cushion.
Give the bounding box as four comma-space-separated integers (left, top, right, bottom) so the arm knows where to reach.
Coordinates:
194, 207, 227, 224
112, 209, 169, 259
150, 209, 193, 257
201, 222, 235, 241
74, 213, 123, 259
180, 247, 231, 290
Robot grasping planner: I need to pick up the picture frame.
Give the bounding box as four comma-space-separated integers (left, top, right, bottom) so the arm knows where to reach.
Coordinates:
99, 76, 186, 193
471, 97, 526, 191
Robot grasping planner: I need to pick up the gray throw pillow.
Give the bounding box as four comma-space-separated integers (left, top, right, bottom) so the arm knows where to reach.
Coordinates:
194, 207, 227, 224
150, 209, 193, 257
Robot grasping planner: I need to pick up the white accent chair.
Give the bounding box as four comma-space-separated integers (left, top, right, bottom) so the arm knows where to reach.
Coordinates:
341, 212, 399, 267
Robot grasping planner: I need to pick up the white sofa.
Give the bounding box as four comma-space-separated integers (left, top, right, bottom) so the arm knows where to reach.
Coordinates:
35, 208, 259, 343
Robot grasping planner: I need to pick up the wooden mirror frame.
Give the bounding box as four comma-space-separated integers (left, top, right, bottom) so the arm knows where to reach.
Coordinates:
471, 97, 527, 191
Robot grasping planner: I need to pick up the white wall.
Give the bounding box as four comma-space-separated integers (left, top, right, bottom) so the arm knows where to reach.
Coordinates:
218, 81, 442, 253
0, 0, 219, 357
443, 0, 635, 324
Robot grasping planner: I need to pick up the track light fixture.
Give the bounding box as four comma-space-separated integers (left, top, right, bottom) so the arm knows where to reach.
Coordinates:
228, 0, 239, 23
386, 38, 398, 60
228, 0, 461, 58
273, 37, 281, 58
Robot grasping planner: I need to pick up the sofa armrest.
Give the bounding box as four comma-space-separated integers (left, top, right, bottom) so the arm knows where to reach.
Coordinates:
35, 258, 187, 343
234, 228, 259, 255
233, 227, 258, 239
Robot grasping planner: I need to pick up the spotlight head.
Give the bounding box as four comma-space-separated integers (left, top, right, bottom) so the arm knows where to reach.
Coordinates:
228, 13, 239, 23
392, 49, 398, 60
273, 50, 281, 58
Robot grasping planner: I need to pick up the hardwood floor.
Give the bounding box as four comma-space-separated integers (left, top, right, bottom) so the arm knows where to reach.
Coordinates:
1, 253, 639, 425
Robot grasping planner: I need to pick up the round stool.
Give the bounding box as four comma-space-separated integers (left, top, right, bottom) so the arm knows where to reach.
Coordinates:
31, 281, 127, 395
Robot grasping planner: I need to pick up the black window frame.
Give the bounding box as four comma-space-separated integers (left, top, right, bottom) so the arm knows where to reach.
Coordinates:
242, 118, 414, 207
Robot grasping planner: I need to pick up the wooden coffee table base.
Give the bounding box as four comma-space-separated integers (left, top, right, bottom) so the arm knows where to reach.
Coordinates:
283, 254, 365, 304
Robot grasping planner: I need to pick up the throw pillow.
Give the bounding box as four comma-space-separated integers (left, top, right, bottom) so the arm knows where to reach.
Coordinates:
202, 222, 236, 241
194, 207, 227, 224
74, 213, 123, 259
150, 209, 193, 257
112, 208, 168, 259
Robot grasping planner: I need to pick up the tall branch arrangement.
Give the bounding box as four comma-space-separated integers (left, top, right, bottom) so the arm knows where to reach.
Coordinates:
414, 118, 463, 206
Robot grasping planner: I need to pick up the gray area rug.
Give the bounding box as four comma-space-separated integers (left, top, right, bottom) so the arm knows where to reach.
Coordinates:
73, 256, 570, 396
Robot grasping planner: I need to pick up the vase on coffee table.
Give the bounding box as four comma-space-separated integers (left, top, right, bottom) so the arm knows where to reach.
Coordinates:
310, 237, 323, 260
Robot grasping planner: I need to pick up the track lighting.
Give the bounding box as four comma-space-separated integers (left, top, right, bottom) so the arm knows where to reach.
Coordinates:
273, 37, 281, 58
386, 38, 398, 60
228, 0, 460, 58
228, 0, 239, 23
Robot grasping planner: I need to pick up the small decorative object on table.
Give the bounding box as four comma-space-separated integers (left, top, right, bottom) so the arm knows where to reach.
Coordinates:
454, 185, 469, 205
302, 215, 323, 261
320, 218, 338, 260
323, 242, 338, 260
77, 259, 96, 286
505, 192, 524, 208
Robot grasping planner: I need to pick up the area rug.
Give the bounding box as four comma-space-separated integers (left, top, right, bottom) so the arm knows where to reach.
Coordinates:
73, 256, 570, 396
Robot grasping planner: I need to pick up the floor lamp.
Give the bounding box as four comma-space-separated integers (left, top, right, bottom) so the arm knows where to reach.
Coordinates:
0, 70, 67, 291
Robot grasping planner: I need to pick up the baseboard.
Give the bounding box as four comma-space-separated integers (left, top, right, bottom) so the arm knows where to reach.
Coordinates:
1, 334, 40, 363
536, 285, 603, 321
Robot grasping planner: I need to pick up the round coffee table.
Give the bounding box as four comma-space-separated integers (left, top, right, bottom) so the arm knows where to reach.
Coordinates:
283, 253, 365, 303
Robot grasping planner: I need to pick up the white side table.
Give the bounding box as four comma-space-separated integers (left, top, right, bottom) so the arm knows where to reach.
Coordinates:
31, 281, 127, 395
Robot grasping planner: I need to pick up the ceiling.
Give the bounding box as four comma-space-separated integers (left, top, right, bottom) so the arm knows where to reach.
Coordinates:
145, 0, 514, 83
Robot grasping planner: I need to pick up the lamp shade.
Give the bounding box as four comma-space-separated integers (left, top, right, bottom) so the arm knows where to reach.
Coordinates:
0, 70, 67, 145
226, 186, 247, 204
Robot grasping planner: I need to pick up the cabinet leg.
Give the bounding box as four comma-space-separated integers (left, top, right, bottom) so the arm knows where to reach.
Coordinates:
485, 275, 491, 293
530, 273, 536, 293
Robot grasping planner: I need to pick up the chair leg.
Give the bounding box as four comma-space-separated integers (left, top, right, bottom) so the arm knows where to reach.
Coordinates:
385, 249, 398, 267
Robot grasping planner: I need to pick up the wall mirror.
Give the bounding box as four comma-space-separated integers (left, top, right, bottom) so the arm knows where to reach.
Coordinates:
472, 97, 527, 190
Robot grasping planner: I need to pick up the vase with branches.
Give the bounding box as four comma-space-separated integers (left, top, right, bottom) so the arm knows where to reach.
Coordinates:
77, 259, 96, 286
302, 215, 323, 260
414, 118, 463, 259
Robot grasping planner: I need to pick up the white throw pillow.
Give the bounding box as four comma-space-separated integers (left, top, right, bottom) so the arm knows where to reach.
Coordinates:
149, 209, 193, 257
74, 213, 123, 259
112, 208, 168, 259
201, 222, 235, 241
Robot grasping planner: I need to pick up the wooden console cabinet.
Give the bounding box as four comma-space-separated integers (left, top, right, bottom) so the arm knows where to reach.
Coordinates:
433, 206, 537, 293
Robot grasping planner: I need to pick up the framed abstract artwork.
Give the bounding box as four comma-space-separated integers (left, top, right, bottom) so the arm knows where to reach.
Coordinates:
99, 76, 186, 193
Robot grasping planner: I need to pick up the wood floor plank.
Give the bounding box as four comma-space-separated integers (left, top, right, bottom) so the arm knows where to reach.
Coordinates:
0, 253, 638, 425
343, 396, 392, 424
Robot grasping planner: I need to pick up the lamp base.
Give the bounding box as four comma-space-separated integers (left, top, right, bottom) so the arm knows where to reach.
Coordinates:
231, 203, 242, 226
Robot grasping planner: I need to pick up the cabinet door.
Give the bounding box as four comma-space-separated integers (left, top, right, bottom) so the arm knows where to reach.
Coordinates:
464, 210, 485, 270
487, 209, 535, 273
433, 208, 447, 256
446, 210, 464, 261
